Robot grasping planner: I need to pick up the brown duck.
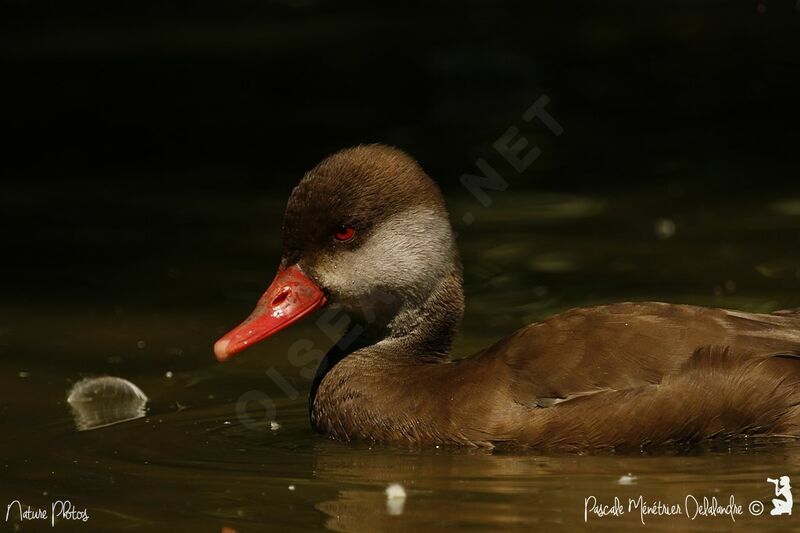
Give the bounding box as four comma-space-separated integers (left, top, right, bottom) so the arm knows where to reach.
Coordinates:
214, 144, 800, 450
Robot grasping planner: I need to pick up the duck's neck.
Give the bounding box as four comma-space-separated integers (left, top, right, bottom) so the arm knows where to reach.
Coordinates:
309, 264, 465, 437
316, 263, 464, 372
384, 266, 465, 358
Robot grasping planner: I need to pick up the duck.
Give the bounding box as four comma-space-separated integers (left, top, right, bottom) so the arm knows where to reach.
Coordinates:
214, 144, 800, 450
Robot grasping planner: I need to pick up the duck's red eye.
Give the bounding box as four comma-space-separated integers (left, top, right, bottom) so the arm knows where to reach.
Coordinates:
334, 225, 356, 241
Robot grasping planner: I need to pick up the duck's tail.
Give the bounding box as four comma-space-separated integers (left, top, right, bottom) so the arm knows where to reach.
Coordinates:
675, 346, 800, 435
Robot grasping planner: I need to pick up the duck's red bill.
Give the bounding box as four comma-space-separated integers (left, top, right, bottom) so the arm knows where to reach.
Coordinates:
214, 265, 327, 362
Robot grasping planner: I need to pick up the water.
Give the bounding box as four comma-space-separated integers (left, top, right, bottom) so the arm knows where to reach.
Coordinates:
2, 183, 800, 531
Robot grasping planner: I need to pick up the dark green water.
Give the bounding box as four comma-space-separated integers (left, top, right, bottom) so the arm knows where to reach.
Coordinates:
2, 184, 800, 531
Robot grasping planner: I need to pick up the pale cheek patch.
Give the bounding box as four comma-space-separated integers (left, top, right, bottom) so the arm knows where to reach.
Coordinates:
313, 207, 454, 304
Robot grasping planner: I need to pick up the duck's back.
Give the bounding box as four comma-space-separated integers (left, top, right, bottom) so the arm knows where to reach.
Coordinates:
472, 302, 800, 448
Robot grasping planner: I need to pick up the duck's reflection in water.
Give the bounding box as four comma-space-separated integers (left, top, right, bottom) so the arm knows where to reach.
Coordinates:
311, 441, 800, 532
314, 447, 559, 531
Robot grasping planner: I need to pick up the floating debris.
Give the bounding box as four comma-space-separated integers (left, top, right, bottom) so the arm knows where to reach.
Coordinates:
18, 371, 29, 378
385, 483, 407, 516
67, 376, 148, 431
617, 473, 638, 485
288, 485, 295, 491
165, 371, 174, 378
270, 421, 281, 431
654, 218, 676, 240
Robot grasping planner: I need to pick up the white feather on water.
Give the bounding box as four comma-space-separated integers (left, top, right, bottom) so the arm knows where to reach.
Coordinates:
67, 376, 148, 431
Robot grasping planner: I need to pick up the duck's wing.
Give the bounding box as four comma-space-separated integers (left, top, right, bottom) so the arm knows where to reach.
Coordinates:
517, 346, 800, 449
477, 302, 800, 406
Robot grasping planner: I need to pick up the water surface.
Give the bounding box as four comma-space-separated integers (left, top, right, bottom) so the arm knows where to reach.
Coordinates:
2, 184, 800, 531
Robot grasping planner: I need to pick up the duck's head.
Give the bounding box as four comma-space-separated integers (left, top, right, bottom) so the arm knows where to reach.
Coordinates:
214, 144, 462, 361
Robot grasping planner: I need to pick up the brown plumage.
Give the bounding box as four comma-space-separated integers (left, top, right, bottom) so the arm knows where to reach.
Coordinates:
216, 144, 800, 450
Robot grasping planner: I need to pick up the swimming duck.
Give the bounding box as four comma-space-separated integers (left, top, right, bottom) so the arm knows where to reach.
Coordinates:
214, 144, 800, 450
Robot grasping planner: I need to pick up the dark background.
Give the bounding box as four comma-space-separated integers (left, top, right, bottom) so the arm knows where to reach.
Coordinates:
3, 4, 800, 527
3, 0, 799, 307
